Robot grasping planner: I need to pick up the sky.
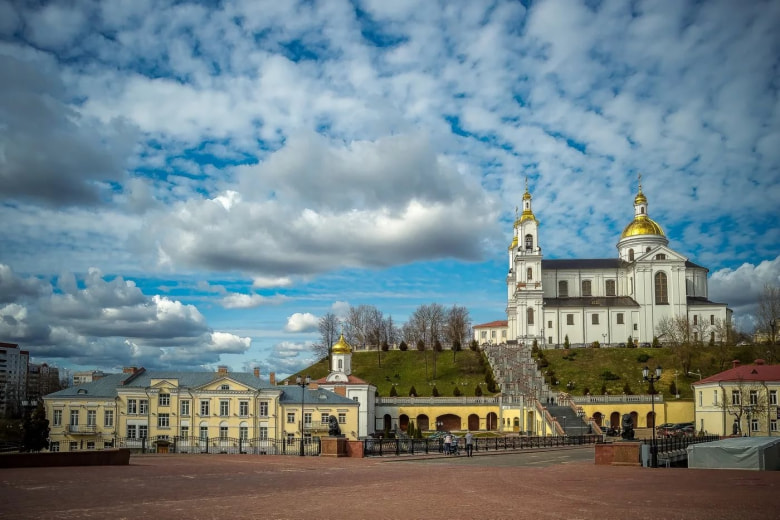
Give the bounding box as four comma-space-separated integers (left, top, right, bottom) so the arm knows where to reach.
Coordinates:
1, 0, 778, 379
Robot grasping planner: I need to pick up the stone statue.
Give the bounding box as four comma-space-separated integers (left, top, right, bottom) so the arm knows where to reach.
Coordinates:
620, 413, 635, 440
328, 415, 341, 436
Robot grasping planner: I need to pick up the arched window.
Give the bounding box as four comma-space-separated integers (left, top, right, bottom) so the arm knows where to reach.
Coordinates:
654, 272, 668, 304
338, 359, 343, 370
581, 280, 592, 297
628, 249, 635, 261
527, 308, 534, 325
605, 280, 616, 296
641, 207, 645, 214
646, 247, 651, 252
527, 267, 533, 281
525, 234, 533, 250
558, 280, 568, 298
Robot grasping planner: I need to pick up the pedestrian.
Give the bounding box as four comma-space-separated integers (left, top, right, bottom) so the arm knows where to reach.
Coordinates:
465, 431, 474, 457
444, 432, 452, 455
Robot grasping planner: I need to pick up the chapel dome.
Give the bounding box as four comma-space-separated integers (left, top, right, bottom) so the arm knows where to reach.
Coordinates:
331, 334, 352, 354
620, 215, 665, 238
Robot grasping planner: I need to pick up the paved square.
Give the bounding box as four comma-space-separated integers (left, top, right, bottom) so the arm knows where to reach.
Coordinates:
1, 449, 777, 519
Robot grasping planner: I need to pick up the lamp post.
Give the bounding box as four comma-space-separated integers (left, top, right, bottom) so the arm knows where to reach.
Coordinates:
295, 375, 310, 456
643, 365, 662, 468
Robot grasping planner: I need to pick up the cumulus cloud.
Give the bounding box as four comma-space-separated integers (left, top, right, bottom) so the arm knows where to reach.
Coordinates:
219, 292, 287, 309
284, 312, 319, 333
709, 256, 780, 330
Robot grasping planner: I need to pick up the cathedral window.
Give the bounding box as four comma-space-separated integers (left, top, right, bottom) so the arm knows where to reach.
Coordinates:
548, 320, 552, 329
558, 281, 568, 298
338, 359, 343, 370
628, 249, 634, 261
655, 254, 666, 260
527, 308, 534, 325
616, 313, 624, 324
606, 280, 616, 296
654, 272, 668, 304
693, 315, 698, 325
582, 280, 592, 297
592, 314, 599, 325
710, 314, 715, 325
525, 234, 533, 250
566, 314, 574, 325
527, 267, 533, 281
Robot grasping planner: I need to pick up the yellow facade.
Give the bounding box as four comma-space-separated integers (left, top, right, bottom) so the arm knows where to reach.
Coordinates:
694, 381, 779, 436
578, 400, 694, 429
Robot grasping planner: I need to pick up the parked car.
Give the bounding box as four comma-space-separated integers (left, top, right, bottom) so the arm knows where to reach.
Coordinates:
601, 425, 620, 437
674, 424, 696, 437
640, 342, 651, 348
655, 423, 675, 437
618, 343, 627, 348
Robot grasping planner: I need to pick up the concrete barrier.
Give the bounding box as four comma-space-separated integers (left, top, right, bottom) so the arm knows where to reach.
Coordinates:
0, 449, 131, 468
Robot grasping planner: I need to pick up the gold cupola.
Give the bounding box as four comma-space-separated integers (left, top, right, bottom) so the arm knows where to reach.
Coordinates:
620, 176, 665, 238
331, 334, 352, 354
515, 179, 537, 226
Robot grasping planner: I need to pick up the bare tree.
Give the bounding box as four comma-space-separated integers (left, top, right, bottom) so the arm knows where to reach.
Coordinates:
720, 379, 769, 435
445, 305, 471, 348
757, 284, 779, 344
712, 318, 735, 370
657, 315, 698, 375
316, 312, 341, 361
311, 342, 329, 361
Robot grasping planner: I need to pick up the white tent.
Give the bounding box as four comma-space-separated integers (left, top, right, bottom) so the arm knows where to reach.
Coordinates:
687, 437, 780, 470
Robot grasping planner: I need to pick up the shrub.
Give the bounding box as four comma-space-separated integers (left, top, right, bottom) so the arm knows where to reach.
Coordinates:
622, 383, 633, 395
601, 370, 620, 381
563, 335, 570, 349
390, 385, 398, 397
432, 385, 440, 397
409, 385, 418, 397
434, 339, 443, 352
399, 340, 408, 351
669, 381, 678, 396
582, 387, 590, 395
470, 339, 478, 351
600, 384, 607, 394
652, 336, 660, 348
381, 341, 389, 352
592, 341, 600, 348
474, 385, 483, 397
416, 340, 425, 352
637, 353, 650, 363
453, 387, 462, 397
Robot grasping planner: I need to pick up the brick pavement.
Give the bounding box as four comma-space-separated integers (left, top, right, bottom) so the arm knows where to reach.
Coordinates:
0, 449, 777, 520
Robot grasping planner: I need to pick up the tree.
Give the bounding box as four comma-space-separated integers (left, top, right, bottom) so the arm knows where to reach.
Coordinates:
757, 284, 780, 344
474, 385, 483, 397
657, 315, 699, 375
432, 385, 440, 397
390, 385, 398, 397
563, 335, 570, 349
452, 339, 461, 361
453, 386, 462, 397
21, 402, 49, 452
469, 339, 478, 351
721, 379, 769, 435
445, 305, 471, 349
399, 340, 408, 351
316, 312, 341, 361
433, 339, 443, 378
409, 385, 418, 397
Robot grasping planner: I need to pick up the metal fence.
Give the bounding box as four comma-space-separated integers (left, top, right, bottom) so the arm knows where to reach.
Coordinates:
114, 436, 321, 456
363, 435, 601, 457
643, 434, 719, 454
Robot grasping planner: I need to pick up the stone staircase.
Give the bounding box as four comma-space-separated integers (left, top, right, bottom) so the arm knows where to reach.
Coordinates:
544, 405, 590, 436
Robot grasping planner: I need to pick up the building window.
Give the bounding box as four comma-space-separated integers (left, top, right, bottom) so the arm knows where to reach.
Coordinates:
749, 390, 758, 405
338, 413, 347, 424
592, 314, 599, 325
628, 249, 634, 261
527, 308, 534, 325
239, 401, 249, 417
85, 441, 94, 450
53, 409, 62, 426
606, 280, 616, 296
304, 412, 312, 426
559, 281, 568, 298
582, 280, 592, 297
525, 234, 533, 250
139, 400, 148, 415
481, 331, 487, 339
566, 314, 574, 326
220, 384, 230, 390
103, 441, 114, 449
654, 272, 668, 304
200, 400, 210, 416
158, 413, 170, 428
770, 390, 777, 406
286, 433, 295, 445
180, 400, 190, 416
693, 315, 698, 325
713, 390, 718, 406
220, 400, 229, 417
502, 330, 506, 338
633, 323, 638, 331
710, 314, 715, 325
321, 413, 330, 425
731, 390, 740, 405
159, 393, 170, 407
50, 442, 59, 452
181, 425, 189, 438
127, 425, 137, 438
616, 313, 624, 325
259, 427, 268, 440
547, 320, 552, 329
219, 426, 228, 439
70, 441, 78, 451
287, 412, 296, 424
548, 336, 553, 344
655, 254, 666, 260
87, 410, 96, 426
527, 267, 533, 281
698, 392, 703, 406
127, 399, 137, 415
771, 420, 778, 433
139, 425, 148, 439
751, 419, 759, 432
259, 402, 269, 417
239, 426, 248, 441
104, 410, 114, 427
70, 410, 79, 426
200, 426, 209, 439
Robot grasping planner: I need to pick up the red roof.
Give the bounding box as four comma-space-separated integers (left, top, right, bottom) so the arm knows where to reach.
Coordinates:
694, 361, 780, 385
473, 320, 508, 329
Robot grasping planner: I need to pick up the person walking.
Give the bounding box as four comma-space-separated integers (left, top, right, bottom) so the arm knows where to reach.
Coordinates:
444, 433, 452, 455
465, 431, 474, 457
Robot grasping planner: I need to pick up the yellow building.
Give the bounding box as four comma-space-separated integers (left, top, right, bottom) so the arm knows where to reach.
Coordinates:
692, 360, 779, 436
44, 366, 359, 453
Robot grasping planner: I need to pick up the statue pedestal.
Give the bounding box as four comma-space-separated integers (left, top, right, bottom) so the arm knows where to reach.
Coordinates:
595, 441, 641, 466
321, 436, 347, 457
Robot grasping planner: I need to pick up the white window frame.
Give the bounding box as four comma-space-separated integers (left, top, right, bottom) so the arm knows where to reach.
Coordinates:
770, 390, 777, 406
139, 425, 148, 439
159, 393, 170, 407
259, 401, 269, 417
127, 425, 137, 439
338, 413, 346, 424
104, 409, 114, 427
239, 401, 249, 417
180, 399, 190, 416
53, 409, 62, 426
127, 399, 137, 415
158, 413, 170, 428
287, 412, 296, 424
87, 409, 97, 426
200, 400, 210, 416
180, 425, 189, 438
139, 399, 148, 415
239, 426, 248, 441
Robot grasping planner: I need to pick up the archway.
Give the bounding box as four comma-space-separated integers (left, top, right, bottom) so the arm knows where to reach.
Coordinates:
646, 411, 656, 429
610, 412, 620, 429
436, 413, 461, 431
399, 414, 409, 432
416, 414, 430, 431
513, 417, 520, 432
468, 414, 479, 431
383, 414, 392, 434
486, 412, 498, 431
593, 412, 604, 426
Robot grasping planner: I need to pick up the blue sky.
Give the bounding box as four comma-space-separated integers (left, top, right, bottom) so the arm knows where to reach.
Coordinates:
1, 0, 778, 378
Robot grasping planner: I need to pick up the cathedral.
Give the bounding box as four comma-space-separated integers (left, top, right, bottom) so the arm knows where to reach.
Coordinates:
476, 179, 731, 347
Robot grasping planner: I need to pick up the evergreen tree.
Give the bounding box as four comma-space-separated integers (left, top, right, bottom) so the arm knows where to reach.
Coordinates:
622, 383, 633, 395
563, 335, 570, 349
475, 385, 483, 397
432, 385, 440, 397
381, 340, 389, 351
390, 385, 398, 397
409, 385, 418, 397
416, 339, 425, 351
22, 402, 49, 452
454, 387, 462, 397
399, 340, 408, 351
469, 339, 478, 351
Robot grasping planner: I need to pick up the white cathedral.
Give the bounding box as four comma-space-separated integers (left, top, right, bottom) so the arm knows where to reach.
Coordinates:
476, 180, 731, 347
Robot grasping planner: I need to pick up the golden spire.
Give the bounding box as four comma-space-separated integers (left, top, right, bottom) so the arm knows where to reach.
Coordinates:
331, 333, 352, 354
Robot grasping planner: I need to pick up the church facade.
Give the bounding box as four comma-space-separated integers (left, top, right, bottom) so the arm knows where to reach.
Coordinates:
478, 181, 731, 348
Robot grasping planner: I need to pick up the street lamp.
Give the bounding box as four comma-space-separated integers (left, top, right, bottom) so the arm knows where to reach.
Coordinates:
295, 375, 311, 456
643, 365, 662, 468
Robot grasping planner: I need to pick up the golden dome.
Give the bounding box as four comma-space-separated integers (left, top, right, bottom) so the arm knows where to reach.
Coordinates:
634, 190, 647, 205
508, 235, 518, 250
523, 190, 532, 201
620, 215, 665, 238
331, 334, 352, 354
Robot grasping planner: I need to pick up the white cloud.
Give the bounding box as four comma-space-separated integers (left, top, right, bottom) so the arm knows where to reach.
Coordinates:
252, 276, 293, 289
220, 292, 286, 309
284, 312, 319, 333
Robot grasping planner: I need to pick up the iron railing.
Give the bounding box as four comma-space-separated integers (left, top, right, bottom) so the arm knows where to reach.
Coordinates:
363, 435, 601, 457
114, 435, 321, 456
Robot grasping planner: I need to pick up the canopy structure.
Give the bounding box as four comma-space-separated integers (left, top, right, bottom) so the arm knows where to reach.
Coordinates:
687, 437, 780, 471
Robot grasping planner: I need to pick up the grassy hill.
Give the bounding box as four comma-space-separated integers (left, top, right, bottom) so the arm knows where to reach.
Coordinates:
292, 344, 775, 400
